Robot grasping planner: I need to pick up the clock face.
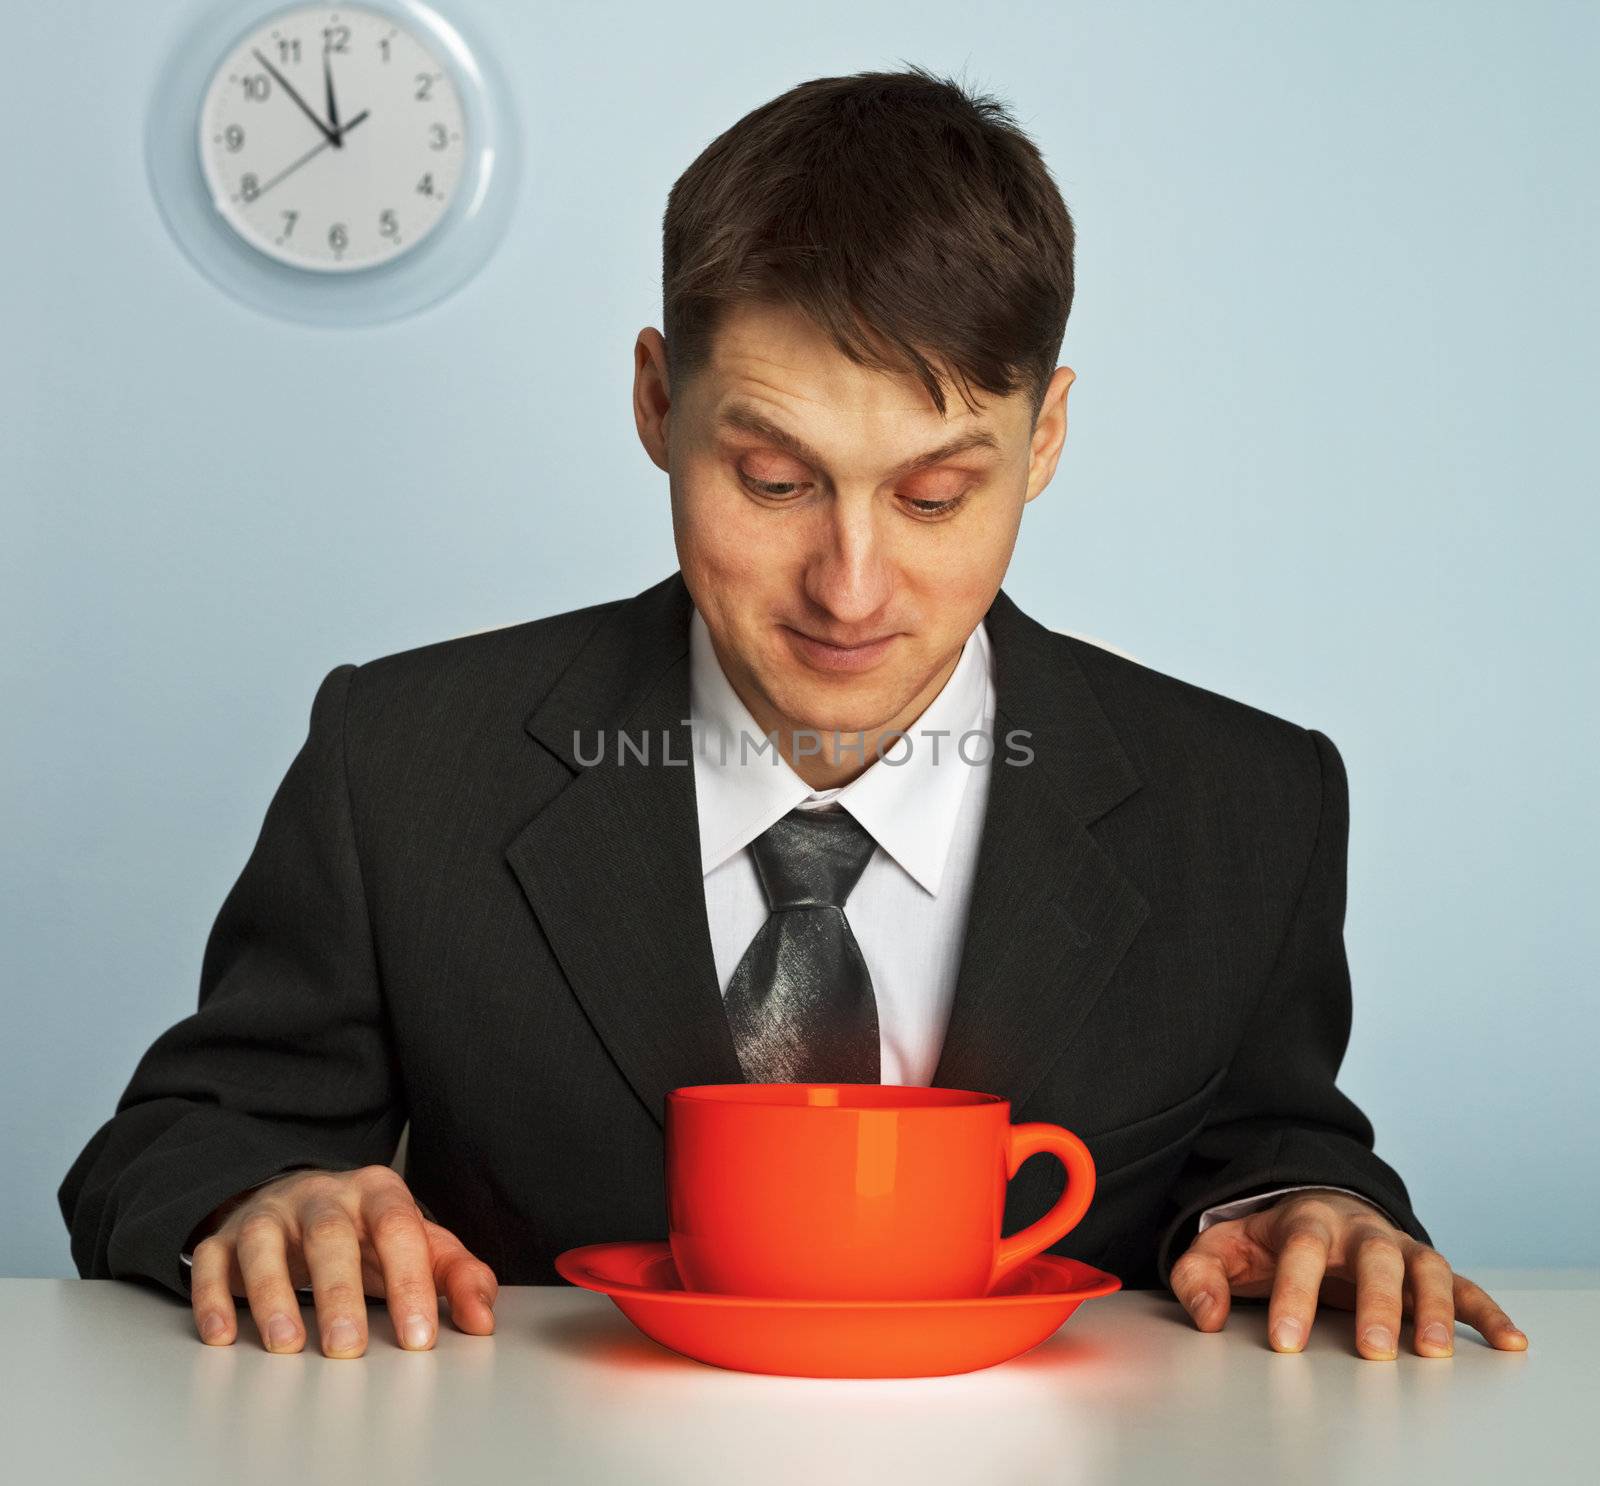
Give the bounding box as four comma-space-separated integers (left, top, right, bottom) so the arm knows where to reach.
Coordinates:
197, 5, 468, 272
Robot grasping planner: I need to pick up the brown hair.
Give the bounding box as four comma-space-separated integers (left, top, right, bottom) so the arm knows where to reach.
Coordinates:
661, 64, 1076, 422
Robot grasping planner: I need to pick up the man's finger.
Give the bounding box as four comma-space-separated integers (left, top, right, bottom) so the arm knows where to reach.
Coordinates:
362, 1186, 439, 1351
300, 1201, 370, 1358
235, 1211, 306, 1353
424, 1219, 499, 1336
189, 1235, 239, 1346
1453, 1272, 1529, 1352
1169, 1241, 1233, 1332
1266, 1219, 1330, 1353
1405, 1245, 1457, 1357
1351, 1231, 1405, 1360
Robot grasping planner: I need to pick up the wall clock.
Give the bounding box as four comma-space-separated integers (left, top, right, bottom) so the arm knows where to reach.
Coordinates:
148, 0, 521, 324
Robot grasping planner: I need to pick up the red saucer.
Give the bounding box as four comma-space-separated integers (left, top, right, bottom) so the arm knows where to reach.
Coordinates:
553, 1240, 1121, 1378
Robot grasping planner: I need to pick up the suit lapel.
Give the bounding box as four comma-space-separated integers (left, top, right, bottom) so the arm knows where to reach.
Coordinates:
930, 589, 1151, 1111
505, 574, 745, 1131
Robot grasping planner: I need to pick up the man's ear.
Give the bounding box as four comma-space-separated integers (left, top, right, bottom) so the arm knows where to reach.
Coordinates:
1024, 365, 1076, 503
633, 327, 672, 473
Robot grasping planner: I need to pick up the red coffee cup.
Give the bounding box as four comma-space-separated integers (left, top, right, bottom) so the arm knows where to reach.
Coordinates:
665, 1083, 1096, 1300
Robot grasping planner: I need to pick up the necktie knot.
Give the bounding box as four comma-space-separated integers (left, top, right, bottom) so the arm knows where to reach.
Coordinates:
749, 807, 877, 911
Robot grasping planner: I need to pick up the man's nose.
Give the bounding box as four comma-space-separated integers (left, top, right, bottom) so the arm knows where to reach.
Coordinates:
801, 498, 894, 627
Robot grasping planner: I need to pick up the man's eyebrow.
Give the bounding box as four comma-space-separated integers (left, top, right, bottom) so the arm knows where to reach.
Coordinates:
715, 400, 1002, 478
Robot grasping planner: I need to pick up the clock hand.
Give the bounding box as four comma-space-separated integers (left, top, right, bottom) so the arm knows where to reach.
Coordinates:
252, 48, 337, 146
254, 136, 334, 198
324, 52, 341, 147
251, 110, 371, 199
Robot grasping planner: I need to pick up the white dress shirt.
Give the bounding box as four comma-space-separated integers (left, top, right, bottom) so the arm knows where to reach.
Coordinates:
180, 616, 1377, 1273
690, 606, 994, 1086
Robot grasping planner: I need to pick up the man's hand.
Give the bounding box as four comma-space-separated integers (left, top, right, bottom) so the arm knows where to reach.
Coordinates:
1169, 1188, 1528, 1360
187, 1166, 499, 1358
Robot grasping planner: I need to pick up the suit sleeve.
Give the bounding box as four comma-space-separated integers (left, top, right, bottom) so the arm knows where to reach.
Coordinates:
57, 663, 407, 1301
1154, 727, 1430, 1285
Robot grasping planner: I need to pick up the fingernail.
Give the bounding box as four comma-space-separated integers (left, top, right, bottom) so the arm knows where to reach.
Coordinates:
266, 1313, 299, 1350
1361, 1325, 1396, 1356
1419, 1322, 1453, 1351
1188, 1291, 1214, 1321
1271, 1317, 1304, 1352
200, 1311, 228, 1342
403, 1315, 433, 1350
325, 1318, 360, 1352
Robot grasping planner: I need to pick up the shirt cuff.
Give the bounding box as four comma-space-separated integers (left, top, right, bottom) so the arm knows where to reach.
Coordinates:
1197, 1183, 1398, 1232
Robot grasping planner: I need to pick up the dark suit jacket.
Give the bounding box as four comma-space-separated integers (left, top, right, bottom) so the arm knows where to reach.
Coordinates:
59, 571, 1428, 1300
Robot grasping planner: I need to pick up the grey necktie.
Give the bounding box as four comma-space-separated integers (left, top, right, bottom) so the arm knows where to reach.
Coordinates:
723, 807, 882, 1084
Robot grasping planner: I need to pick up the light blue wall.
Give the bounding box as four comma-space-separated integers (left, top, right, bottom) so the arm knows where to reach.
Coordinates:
4, 0, 1595, 1277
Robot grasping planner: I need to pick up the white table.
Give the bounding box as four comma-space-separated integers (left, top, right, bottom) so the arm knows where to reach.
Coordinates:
0, 1271, 1590, 1486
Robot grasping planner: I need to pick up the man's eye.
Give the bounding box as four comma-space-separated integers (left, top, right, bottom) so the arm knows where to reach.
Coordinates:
740, 473, 809, 499
902, 493, 967, 518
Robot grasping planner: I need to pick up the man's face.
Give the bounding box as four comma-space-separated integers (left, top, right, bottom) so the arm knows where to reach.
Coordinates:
634, 299, 1073, 747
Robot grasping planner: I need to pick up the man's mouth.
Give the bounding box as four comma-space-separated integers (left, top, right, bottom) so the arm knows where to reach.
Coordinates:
779, 624, 900, 674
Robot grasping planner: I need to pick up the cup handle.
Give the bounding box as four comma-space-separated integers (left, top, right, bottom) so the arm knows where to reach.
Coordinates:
991, 1122, 1097, 1291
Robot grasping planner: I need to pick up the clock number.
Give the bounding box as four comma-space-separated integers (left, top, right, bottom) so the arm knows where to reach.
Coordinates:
241, 73, 270, 101
415, 72, 438, 101
329, 223, 349, 252
428, 123, 449, 150
240, 173, 260, 202
416, 172, 435, 196
323, 25, 351, 54
276, 37, 302, 65
282, 210, 298, 236
379, 209, 399, 239
224, 123, 245, 152
380, 37, 391, 62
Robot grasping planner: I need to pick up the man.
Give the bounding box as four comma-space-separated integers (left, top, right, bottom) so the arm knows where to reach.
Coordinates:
61, 67, 1526, 1364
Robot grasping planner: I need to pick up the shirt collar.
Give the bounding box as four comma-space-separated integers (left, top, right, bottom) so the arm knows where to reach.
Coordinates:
688, 608, 994, 896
